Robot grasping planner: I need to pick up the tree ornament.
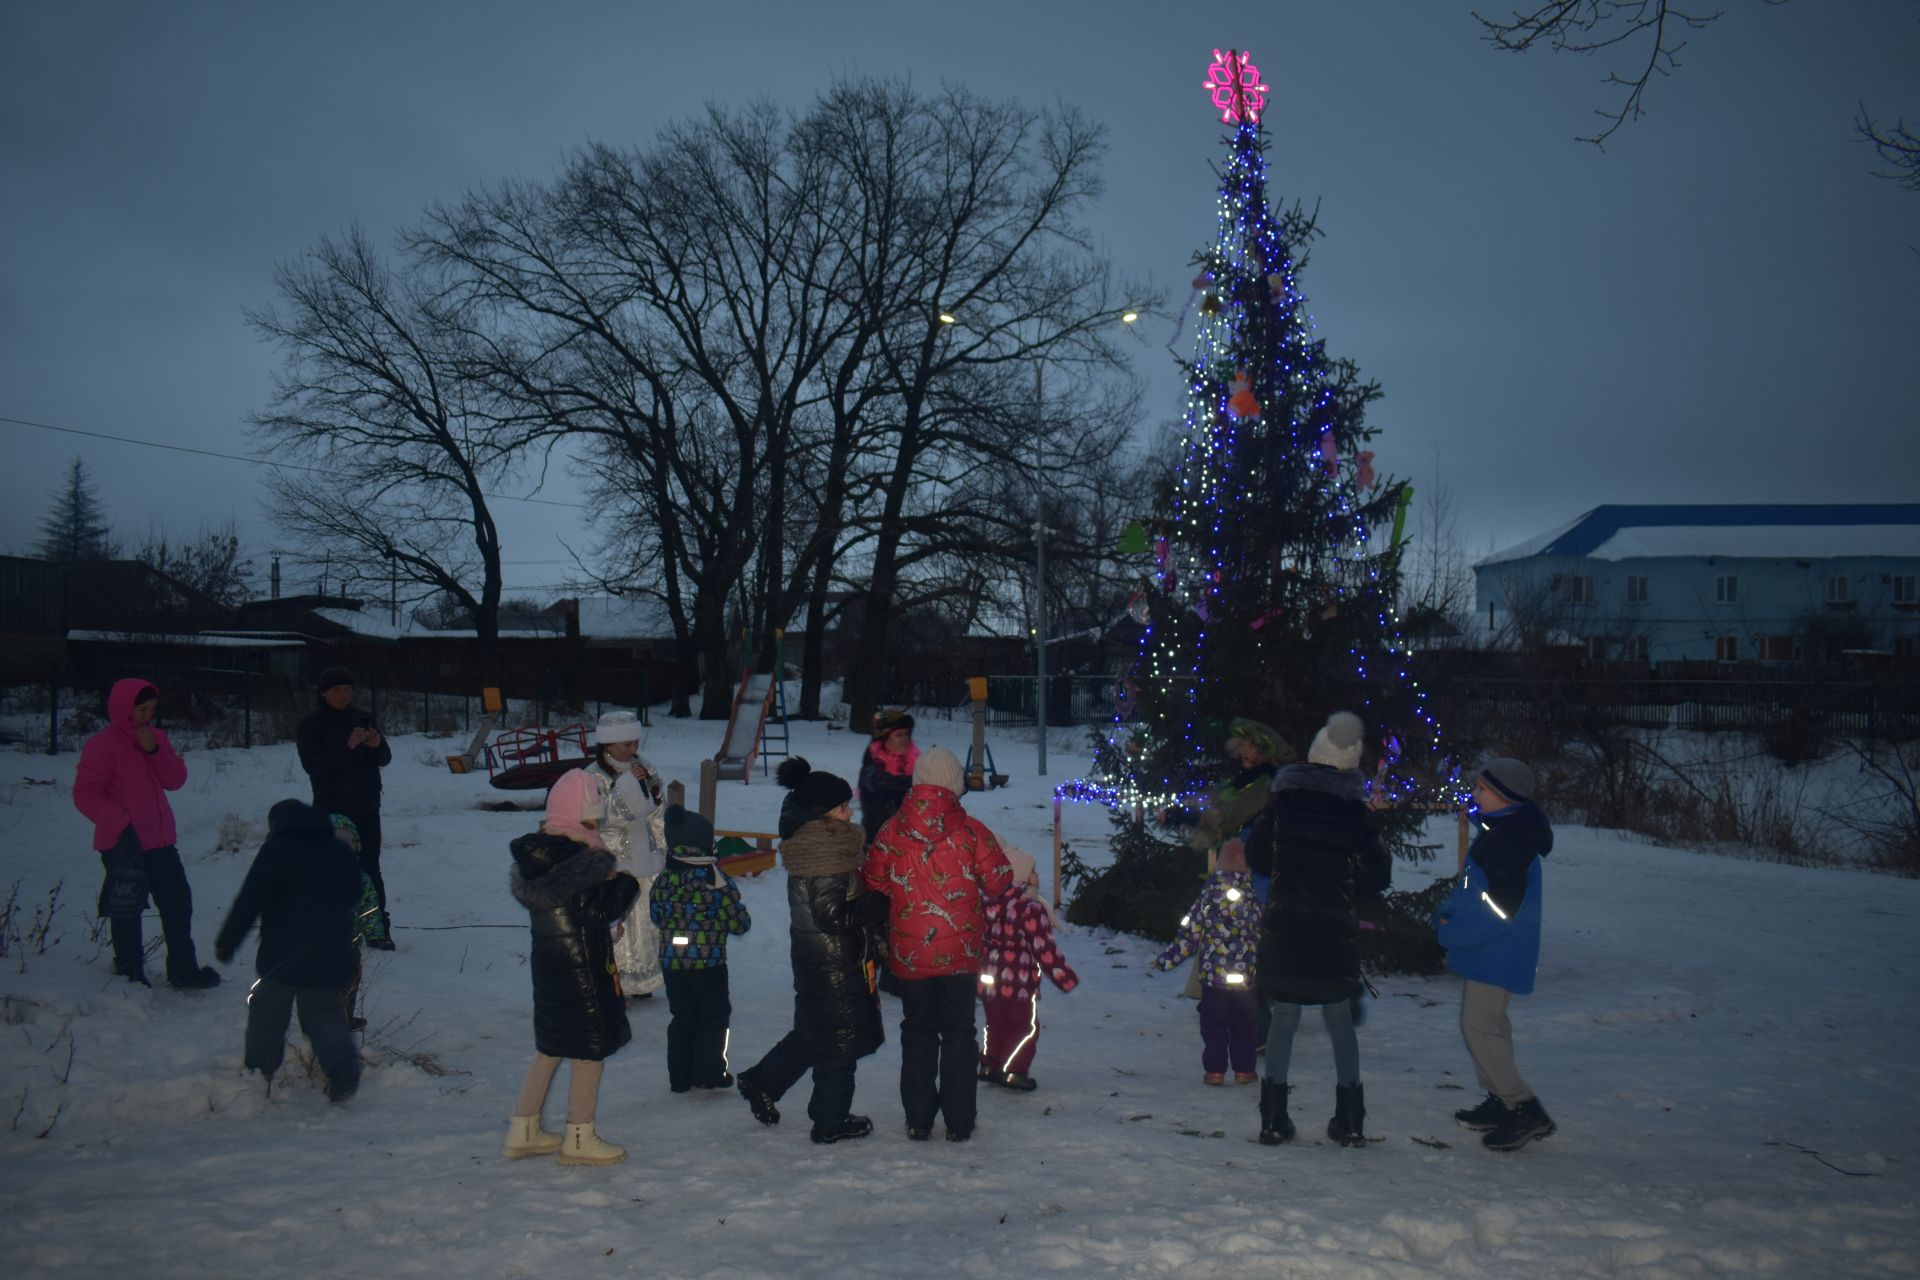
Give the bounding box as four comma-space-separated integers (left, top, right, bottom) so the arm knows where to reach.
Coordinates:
1200, 293, 1223, 317
1390, 485, 1414, 550
1249, 606, 1285, 631
1227, 369, 1261, 420
1317, 427, 1338, 477
1354, 450, 1376, 490
1127, 589, 1151, 625
1153, 537, 1169, 567
1118, 520, 1150, 555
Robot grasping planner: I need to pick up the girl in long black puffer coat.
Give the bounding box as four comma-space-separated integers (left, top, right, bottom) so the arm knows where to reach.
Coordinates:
1244, 711, 1391, 1150
503, 768, 640, 1167
735, 758, 887, 1145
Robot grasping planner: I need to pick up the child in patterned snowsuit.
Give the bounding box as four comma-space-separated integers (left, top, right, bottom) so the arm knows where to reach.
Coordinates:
650, 805, 752, 1093
1152, 841, 1262, 1083
978, 846, 1078, 1091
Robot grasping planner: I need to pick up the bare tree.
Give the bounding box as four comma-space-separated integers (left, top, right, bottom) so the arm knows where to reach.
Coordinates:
1857, 103, 1920, 194
132, 522, 254, 608
247, 226, 528, 653
825, 82, 1153, 732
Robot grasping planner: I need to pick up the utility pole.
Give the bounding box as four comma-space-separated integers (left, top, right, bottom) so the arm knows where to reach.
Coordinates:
1034, 360, 1047, 776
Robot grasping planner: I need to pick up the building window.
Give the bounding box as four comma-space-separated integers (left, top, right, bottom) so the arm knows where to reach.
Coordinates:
1897, 636, 1919, 660
1756, 635, 1798, 663
1895, 575, 1918, 605
1625, 575, 1649, 605
1568, 575, 1596, 604
1715, 635, 1739, 662
1631, 635, 1650, 662
1585, 635, 1609, 661
1715, 575, 1739, 604
1827, 575, 1850, 604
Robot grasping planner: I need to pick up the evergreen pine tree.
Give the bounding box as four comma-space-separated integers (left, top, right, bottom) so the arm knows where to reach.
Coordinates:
35, 456, 118, 562
1065, 51, 1450, 969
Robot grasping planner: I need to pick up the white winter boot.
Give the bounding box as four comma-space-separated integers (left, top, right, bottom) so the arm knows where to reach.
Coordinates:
502, 1114, 564, 1159
555, 1122, 626, 1166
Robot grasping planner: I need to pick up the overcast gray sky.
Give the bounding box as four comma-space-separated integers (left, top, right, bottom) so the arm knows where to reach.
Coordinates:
3, 1, 1915, 600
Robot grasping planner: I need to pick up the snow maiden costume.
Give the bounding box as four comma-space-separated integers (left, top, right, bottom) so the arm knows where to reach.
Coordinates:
584, 710, 666, 998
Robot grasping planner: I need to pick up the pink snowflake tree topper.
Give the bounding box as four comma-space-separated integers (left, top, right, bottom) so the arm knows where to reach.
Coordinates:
1203, 48, 1268, 124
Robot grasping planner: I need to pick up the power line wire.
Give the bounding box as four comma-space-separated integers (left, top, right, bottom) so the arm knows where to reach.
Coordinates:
0, 413, 590, 511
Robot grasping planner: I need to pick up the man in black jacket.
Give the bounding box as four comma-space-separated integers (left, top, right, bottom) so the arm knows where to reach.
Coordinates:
296, 667, 395, 946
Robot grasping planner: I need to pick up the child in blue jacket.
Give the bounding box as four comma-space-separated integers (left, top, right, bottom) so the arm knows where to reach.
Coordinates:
650, 806, 752, 1093
1434, 756, 1555, 1151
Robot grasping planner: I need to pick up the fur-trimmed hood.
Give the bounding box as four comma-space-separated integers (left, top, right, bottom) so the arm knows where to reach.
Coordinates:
1270, 761, 1365, 801
509, 833, 617, 910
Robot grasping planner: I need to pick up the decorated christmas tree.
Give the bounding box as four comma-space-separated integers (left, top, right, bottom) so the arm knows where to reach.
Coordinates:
1064, 50, 1450, 969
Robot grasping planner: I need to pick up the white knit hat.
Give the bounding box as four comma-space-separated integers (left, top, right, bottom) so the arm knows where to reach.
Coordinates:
1307, 711, 1365, 771
912, 746, 966, 797
593, 710, 643, 745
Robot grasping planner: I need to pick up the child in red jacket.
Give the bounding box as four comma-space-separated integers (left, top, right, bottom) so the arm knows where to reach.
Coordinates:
978, 846, 1078, 1091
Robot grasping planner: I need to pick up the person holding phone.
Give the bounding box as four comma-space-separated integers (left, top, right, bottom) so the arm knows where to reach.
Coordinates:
296, 667, 395, 946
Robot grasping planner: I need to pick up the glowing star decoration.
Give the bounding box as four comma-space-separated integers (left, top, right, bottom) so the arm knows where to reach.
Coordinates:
1204, 48, 1268, 124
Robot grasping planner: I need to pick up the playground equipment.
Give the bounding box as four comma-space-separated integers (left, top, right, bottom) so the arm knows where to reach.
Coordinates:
963, 676, 1010, 792
712, 629, 790, 782
446, 687, 505, 774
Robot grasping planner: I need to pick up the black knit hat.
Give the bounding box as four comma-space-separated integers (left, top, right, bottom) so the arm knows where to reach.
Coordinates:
317, 666, 355, 694
662, 804, 716, 864
776, 756, 853, 816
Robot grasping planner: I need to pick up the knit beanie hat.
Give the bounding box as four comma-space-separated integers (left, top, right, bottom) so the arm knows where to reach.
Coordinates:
776, 756, 853, 817
662, 804, 717, 864
1478, 757, 1536, 806
1307, 711, 1365, 771
871, 707, 915, 738
593, 710, 643, 745
912, 745, 966, 797
542, 769, 606, 848
317, 666, 355, 695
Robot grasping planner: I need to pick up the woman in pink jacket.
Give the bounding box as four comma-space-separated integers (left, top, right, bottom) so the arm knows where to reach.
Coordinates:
73, 679, 219, 989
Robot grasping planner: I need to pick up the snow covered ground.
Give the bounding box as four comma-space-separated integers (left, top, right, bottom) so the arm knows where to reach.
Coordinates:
2, 706, 1916, 1278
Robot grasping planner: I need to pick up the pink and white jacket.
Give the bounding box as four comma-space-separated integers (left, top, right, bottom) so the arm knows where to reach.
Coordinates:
979, 882, 1079, 1002
73, 678, 187, 852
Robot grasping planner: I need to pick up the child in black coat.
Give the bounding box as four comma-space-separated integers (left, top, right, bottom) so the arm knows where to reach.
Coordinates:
214, 799, 365, 1101
736, 759, 887, 1144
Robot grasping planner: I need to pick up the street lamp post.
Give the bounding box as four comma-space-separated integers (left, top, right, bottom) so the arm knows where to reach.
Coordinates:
1034, 360, 1047, 776
939, 306, 1141, 779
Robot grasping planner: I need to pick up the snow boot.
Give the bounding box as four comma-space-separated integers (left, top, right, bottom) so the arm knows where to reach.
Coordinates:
502, 1114, 564, 1159
1454, 1091, 1508, 1132
169, 965, 222, 990
736, 1071, 780, 1126
1482, 1097, 1555, 1152
555, 1122, 626, 1166
1258, 1080, 1295, 1145
1327, 1083, 1366, 1148
1234, 1071, 1259, 1085
810, 1115, 873, 1144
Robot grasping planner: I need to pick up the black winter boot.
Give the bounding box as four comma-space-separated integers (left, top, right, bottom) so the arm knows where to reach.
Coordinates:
1258, 1080, 1295, 1145
1482, 1097, 1555, 1151
1454, 1091, 1507, 1131
809, 1114, 873, 1144
736, 1071, 780, 1126
1328, 1083, 1366, 1148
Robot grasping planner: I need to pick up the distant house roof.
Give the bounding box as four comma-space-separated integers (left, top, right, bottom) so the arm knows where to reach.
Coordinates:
1478, 505, 1920, 567
67, 630, 305, 650
567, 595, 675, 641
